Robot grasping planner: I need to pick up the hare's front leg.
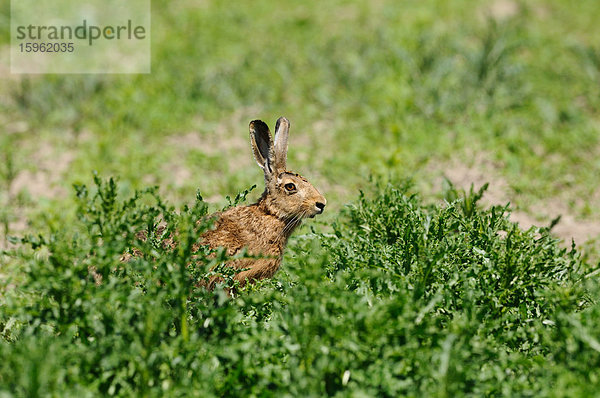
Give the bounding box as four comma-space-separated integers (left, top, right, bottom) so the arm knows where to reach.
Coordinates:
234, 258, 282, 286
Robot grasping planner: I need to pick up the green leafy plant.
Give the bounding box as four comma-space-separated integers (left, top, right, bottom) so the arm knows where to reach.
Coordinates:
4, 179, 598, 396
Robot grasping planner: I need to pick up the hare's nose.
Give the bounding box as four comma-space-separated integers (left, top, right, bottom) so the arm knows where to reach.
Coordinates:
315, 202, 326, 213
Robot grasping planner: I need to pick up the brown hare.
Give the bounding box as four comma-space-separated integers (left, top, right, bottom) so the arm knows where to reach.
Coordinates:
201, 117, 326, 289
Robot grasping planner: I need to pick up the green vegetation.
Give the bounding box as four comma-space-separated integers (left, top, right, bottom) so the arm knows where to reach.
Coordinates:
2, 0, 600, 396
2, 0, 600, 226
1, 178, 599, 396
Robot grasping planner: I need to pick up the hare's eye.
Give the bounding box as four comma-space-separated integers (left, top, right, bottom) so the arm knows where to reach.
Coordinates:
284, 183, 296, 192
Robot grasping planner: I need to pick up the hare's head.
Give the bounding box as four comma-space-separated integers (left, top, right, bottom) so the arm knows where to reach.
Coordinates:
250, 117, 326, 221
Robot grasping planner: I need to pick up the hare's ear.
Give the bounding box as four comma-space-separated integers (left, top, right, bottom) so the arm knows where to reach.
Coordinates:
273, 116, 289, 171
249, 120, 274, 174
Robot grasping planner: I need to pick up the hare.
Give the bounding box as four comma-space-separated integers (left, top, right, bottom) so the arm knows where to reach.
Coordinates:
201, 117, 326, 289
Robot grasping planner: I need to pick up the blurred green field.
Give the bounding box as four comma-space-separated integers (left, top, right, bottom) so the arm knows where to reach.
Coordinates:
1, 0, 600, 395
1, 0, 599, 246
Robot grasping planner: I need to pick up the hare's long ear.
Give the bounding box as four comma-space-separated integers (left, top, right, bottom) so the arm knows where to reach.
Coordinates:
249, 120, 274, 174
273, 116, 290, 171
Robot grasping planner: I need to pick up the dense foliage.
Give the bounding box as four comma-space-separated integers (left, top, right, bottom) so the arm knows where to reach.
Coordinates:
1, 178, 599, 397
2, 0, 600, 234
2, 1, 600, 396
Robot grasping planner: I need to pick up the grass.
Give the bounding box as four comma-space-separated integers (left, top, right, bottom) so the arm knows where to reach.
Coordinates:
2, 0, 600, 219
1, 0, 600, 395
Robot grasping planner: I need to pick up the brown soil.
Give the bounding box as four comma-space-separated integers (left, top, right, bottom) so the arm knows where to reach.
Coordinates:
1, 141, 74, 248
10, 143, 74, 199
429, 152, 600, 245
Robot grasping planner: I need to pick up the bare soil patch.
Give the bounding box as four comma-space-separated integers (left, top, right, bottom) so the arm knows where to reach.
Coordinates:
428, 152, 600, 245
10, 142, 74, 199
1, 141, 74, 248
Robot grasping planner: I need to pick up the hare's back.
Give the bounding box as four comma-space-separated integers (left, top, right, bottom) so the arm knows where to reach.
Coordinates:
202, 204, 286, 257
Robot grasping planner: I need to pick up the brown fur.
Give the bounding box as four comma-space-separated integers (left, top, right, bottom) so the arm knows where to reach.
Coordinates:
122, 117, 325, 291
200, 117, 326, 289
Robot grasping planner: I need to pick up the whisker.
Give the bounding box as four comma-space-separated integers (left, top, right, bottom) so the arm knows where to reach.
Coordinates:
280, 212, 302, 239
